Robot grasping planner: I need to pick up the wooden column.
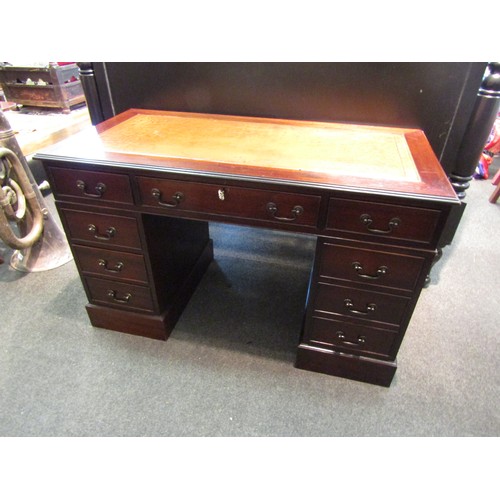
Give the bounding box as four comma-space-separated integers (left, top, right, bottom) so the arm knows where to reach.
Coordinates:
77, 62, 105, 125
450, 62, 500, 199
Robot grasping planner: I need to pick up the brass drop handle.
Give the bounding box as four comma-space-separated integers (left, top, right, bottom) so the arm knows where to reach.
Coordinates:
98, 259, 124, 273
107, 290, 132, 304
336, 331, 366, 346
151, 188, 184, 208
76, 180, 106, 198
360, 214, 401, 234
88, 224, 116, 240
352, 261, 388, 280
266, 202, 304, 222
344, 298, 376, 316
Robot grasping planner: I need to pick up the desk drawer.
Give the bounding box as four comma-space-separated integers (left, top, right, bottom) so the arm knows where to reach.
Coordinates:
48, 166, 134, 205
327, 198, 441, 245
61, 209, 142, 251
305, 316, 397, 359
73, 245, 149, 284
314, 282, 410, 327
137, 177, 321, 227
319, 242, 426, 292
85, 277, 155, 312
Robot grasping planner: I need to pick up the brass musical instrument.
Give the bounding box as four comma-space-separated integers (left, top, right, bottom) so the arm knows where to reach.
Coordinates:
0, 109, 72, 272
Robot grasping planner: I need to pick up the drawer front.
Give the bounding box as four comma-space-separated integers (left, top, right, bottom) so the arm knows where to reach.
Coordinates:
314, 282, 410, 326
85, 277, 155, 312
305, 316, 398, 358
137, 176, 321, 227
327, 198, 441, 245
61, 209, 142, 251
319, 242, 426, 292
73, 245, 148, 284
48, 166, 134, 205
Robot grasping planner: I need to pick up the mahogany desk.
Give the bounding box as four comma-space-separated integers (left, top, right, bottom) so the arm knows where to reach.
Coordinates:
35, 109, 459, 386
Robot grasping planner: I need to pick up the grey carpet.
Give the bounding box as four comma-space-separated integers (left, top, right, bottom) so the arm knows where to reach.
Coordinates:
0, 168, 499, 436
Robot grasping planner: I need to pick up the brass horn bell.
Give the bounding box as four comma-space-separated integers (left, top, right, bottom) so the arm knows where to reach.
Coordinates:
0, 110, 72, 272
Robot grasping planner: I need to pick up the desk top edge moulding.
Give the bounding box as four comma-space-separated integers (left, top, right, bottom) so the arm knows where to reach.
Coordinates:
34, 109, 459, 387
36, 109, 459, 203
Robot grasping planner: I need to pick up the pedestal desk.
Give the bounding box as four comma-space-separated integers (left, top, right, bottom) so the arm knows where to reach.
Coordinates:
35, 109, 459, 386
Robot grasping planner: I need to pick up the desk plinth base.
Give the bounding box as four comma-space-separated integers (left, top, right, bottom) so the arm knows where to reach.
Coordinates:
295, 344, 397, 387
86, 305, 173, 340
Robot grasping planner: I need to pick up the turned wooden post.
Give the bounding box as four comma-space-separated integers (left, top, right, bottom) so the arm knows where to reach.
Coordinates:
77, 62, 106, 125
450, 62, 500, 199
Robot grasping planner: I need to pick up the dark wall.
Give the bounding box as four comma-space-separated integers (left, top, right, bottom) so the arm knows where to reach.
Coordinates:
88, 62, 486, 174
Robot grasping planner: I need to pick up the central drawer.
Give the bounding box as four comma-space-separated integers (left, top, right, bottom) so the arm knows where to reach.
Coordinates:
137, 176, 321, 227
314, 282, 410, 327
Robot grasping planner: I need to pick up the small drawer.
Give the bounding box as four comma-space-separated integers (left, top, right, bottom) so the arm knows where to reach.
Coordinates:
73, 245, 149, 284
61, 209, 142, 251
318, 242, 426, 292
326, 198, 442, 245
304, 316, 398, 359
314, 282, 410, 327
48, 166, 134, 205
85, 277, 155, 312
137, 176, 321, 227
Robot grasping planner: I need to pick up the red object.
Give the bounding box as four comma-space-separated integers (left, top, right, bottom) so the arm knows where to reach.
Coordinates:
489, 168, 500, 203
478, 115, 500, 179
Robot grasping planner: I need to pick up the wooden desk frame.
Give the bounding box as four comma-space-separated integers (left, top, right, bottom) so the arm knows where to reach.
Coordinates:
36, 109, 459, 387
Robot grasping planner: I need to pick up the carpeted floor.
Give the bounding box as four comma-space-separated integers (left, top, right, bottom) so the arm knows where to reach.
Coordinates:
0, 166, 498, 437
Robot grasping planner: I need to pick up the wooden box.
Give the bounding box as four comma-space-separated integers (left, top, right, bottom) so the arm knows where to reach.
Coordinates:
0, 63, 86, 113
